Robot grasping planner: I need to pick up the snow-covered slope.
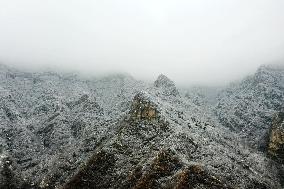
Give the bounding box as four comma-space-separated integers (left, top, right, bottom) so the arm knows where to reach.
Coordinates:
214, 65, 284, 150
0, 64, 283, 188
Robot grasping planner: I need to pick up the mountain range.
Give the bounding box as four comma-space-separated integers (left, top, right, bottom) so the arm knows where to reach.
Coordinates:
0, 64, 284, 189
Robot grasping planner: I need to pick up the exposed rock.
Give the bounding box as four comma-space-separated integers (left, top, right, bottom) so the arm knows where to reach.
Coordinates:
174, 165, 232, 189
154, 74, 179, 97
268, 111, 284, 162
122, 149, 233, 189
125, 92, 170, 137
127, 149, 182, 189
62, 150, 116, 189
130, 92, 159, 121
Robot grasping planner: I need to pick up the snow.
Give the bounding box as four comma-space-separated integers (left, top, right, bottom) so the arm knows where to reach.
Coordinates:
0, 63, 283, 188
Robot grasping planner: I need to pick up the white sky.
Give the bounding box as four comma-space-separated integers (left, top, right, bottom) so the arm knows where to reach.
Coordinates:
0, 0, 284, 86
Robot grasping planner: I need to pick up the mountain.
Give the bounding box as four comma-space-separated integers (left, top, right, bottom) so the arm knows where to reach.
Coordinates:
267, 111, 284, 163
0, 64, 283, 188
214, 65, 284, 150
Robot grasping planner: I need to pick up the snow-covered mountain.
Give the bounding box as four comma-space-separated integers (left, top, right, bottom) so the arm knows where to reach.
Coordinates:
214, 65, 284, 150
0, 64, 283, 188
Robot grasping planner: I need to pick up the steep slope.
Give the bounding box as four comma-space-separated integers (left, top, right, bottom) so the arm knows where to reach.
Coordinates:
214, 65, 284, 150
0, 64, 283, 188
154, 74, 179, 97
0, 65, 148, 187
62, 88, 280, 188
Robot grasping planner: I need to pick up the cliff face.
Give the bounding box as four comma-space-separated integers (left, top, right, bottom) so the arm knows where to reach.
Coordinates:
268, 112, 284, 162
130, 92, 159, 122
0, 64, 284, 188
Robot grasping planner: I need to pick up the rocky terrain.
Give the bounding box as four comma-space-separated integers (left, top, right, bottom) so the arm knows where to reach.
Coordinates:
0, 63, 284, 188
214, 65, 284, 150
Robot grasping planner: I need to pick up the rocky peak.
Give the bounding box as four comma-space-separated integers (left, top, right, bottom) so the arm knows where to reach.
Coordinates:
154, 74, 179, 96
129, 92, 159, 122
154, 74, 174, 87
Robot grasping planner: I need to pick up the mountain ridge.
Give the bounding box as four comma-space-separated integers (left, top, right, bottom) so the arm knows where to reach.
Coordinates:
0, 63, 283, 188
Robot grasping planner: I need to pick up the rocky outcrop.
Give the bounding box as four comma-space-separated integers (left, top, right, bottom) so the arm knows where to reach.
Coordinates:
62, 148, 235, 189
173, 165, 232, 189
125, 149, 183, 189
268, 111, 284, 162
126, 92, 169, 138
130, 92, 159, 122
60, 92, 173, 188
62, 150, 116, 189
154, 74, 179, 97
125, 149, 232, 189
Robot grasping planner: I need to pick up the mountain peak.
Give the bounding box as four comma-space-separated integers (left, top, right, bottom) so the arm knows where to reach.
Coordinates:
154, 74, 179, 96
129, 91, 159, 122
154, 74, 174, 87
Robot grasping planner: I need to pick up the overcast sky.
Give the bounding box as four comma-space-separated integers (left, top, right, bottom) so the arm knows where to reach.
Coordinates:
0, 0, 284, 86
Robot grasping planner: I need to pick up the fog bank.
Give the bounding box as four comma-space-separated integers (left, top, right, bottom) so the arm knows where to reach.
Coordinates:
0, 0, 284, 86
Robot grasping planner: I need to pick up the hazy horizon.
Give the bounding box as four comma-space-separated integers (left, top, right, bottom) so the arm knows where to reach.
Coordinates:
1, 0, 284, 86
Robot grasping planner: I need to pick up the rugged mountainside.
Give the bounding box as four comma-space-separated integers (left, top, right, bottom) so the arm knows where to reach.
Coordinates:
267, 111, 284, 163
0, 64, 283, 188
214, 65, 284, 150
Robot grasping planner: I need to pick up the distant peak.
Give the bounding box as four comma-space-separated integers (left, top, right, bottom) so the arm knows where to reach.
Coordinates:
154, 74, 174, 87
154, 74, 179, 97
157, 74, 168, 79
256, 64, 284, 74
253, 64, 284, 84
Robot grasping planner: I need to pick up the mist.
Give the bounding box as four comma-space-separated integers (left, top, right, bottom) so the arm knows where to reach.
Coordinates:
0, 0, 284, 86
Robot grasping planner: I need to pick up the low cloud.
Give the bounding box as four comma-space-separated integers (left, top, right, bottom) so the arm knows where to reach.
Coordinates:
0, 0, 284, 86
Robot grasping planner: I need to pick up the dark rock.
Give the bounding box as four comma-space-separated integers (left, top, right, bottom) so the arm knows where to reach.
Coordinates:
130, 92, 159, 122
174, 165, 232, 189
62, 150, 116, 189
125, 149, 182, 189
267, 112, 284, 162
